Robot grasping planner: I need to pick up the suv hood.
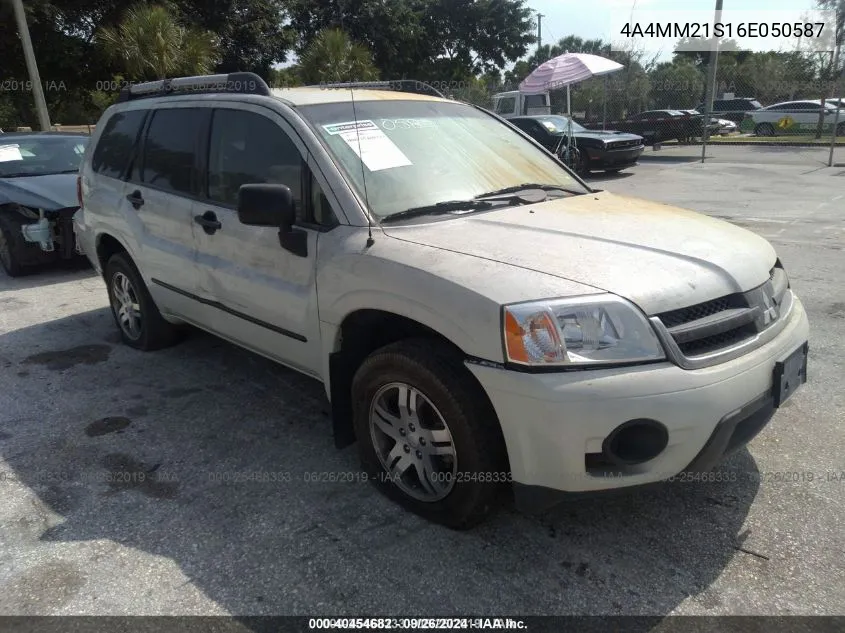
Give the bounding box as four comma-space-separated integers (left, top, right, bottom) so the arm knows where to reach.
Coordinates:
380, 191, 776, 315
0, 173, 79, 210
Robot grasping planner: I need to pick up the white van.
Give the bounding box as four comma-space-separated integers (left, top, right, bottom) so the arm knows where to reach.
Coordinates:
491, 90, 551, 119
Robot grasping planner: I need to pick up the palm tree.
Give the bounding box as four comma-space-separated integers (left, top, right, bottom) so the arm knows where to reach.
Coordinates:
299, 28, 379, 84
96, 4, 219, 80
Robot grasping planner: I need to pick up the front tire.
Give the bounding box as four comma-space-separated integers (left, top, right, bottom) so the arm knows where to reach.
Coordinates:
0, 214, 28, 277
351, 339, 508, 529
105, 252, 181, 350
578, 149, 591, 175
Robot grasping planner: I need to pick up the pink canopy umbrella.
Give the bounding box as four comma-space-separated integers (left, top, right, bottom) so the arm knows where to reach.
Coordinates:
519, 52, 624, 94
519, 52, 624, 118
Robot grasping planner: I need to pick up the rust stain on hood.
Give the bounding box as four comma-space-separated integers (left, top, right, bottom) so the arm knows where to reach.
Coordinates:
381, 190, 777, 315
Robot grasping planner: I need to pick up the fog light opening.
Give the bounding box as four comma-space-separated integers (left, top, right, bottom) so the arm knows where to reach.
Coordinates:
603, 419, 668, 466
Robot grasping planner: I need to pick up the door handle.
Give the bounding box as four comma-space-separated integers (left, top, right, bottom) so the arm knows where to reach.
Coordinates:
194, 210, 222, 235
126, 190, 144, 210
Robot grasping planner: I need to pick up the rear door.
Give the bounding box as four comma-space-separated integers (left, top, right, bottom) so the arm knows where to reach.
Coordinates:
124, 104, 209, 322
84, 107, 148, 259
192, 104, 327, 376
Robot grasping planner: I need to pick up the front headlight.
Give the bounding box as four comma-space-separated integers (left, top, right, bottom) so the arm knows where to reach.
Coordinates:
503, 294, 665, 367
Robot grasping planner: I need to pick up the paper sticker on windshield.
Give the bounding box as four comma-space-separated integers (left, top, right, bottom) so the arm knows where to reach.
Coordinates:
323, 120, 412, 171
0, 144, 23, 162
540, 121, 558, 132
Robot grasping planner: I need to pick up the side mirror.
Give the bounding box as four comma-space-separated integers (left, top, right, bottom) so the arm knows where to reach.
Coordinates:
237, 183, 295, 228
237, 183, 308, 258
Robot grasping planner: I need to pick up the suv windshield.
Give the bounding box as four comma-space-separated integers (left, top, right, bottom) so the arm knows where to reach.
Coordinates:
299, 100, 588, 220
0, 136, 88, 177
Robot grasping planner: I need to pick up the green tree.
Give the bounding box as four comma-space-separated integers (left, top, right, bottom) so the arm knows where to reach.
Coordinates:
269, 65, 304, 89
289, 0, 535, 82
503, 60, 532, 89
289, 0, 430, 80
95, 3, 219, 80
0, 0, 121, 128
648, 60, 705, 109
422, 0, 535, 79
298, 28, 379, 84
174, 0, 294, 77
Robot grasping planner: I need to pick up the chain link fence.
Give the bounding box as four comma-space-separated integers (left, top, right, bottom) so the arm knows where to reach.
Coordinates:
447, 51, 844, 168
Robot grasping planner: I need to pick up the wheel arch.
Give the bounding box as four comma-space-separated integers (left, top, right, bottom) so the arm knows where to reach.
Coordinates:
95, 232, 132, 277
326, 308, 501, 451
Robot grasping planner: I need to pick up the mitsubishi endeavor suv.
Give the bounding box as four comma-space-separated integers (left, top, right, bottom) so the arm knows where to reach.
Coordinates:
74, 73, 809, 528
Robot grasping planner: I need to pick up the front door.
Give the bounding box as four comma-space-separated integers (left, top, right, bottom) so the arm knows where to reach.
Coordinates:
192, 105, 322, 376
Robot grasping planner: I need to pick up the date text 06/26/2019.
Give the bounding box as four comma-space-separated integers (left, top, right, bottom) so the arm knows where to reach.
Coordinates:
620, 22, 825, 39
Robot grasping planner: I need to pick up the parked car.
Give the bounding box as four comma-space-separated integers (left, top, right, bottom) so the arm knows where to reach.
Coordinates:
749, 100, 845, 136
75, 73, 809, 528
696, 98, 763, 124
509, 115, 644, 174
0, 131, 89, 276
679, 110, 737, 135
581, 110, 703, 144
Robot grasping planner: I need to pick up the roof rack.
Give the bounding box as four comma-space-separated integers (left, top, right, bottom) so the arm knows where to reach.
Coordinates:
310, 80, 446, 99
116, 72, 271, 102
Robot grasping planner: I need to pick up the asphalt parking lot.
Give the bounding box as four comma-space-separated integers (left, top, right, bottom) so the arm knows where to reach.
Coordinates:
1, 150, 843, 617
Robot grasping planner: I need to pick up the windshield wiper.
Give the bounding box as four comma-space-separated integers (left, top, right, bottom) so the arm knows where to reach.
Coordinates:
380, 199, 496, 223
0, 169, 78, 178
475, 183, 586, 199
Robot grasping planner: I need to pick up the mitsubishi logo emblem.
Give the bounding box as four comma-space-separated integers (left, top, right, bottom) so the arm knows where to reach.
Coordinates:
760, 285, 779, 326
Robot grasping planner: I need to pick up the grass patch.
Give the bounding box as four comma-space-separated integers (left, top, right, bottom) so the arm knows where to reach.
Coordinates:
707, 134, 843, 144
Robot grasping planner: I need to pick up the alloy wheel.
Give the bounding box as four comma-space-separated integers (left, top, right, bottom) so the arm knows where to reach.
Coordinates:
111, 271, 142, 340
369, 382, 458, 502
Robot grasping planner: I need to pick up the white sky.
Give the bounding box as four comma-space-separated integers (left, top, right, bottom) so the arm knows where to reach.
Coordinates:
530, 0, 822, 60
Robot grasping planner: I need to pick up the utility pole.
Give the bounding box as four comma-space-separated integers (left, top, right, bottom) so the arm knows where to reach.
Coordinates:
829, 39, 842, 167
537, 12, 544, 63
11, 0, 51, 131
700, 0, 723, 163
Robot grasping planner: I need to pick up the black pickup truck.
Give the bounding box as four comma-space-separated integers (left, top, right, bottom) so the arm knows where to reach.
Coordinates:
580, 110, 705, 145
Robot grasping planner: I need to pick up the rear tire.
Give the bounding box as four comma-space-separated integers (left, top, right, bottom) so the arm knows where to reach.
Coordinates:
351, 339, 508, 529
0, 213, 28, 278
755, 123, 775, 137
105, 252, 181, 351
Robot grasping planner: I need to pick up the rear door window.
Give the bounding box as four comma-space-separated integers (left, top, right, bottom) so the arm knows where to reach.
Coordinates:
140, 108, 204, 196
91, 109, 146, 179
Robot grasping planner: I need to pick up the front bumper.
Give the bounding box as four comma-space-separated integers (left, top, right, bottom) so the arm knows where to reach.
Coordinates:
587, 146, 644, 169
466, 296, 809, 512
